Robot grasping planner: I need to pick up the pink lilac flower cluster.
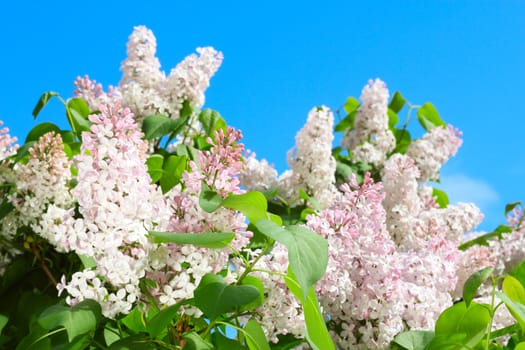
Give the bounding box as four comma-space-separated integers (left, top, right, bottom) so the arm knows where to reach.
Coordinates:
341, 78, 396, 166
0, 121, 18, 162
53, 103, 170, 318
406, 124, 463, 181
146, 127, 252, 312
241, 106, 337, 209
75, 26, 222, 124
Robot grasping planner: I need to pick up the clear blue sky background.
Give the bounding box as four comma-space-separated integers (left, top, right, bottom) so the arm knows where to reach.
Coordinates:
1, 1, 523, 231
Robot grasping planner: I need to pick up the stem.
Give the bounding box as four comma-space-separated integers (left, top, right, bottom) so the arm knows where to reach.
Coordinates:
30, 242, 58, 285
485, 275, 499, 349
236, 243, 274, 285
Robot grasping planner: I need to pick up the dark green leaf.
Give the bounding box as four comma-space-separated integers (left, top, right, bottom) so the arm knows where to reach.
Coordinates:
142, 114, 183, 140
239, 276, 265, 312
38, 299, 102, 342
67, 98, 92, 135
149, 231, 235, 248
393, 128, 411, 154
146, 154, 164, 183
284, 269, 335, 350
147, 301, 185, 338
25, 122, 61, 143
183, 332, 214, 350
244, 319, 271, 350
180, 100, 194, 118
222, 191, 268, 222
254, 220, 328, 300
391, 330, 434, 350
432, 188, 449, 208
108, 334, 157, 350
463, 267, 493, 307
199, 109, 226, 136
199, 182, 222, 213
33, 91, 59, 119
0, 314, 7, 333
193, 274, 260, 320
212, 332, 248, 349
160, 155, 187, 193
505, 201, 522, 216
417, 102, 446, 131
0, 199, 14, 221
388, 91, 407, 113
120, 306, 147, 334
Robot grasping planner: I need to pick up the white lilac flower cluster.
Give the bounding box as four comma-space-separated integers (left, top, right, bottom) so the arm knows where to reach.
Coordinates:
53, 103, 171, 318
241, 106, 337, 209
74, 26, 223, 123
341, 78, 396, 166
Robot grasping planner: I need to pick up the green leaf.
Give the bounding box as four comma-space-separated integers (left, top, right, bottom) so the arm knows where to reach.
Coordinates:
37, 299, 102, 342
510, 260, 525, 289
146, 154, 164, 183
103, 323, 120, 346
147, 301, 185, 338
212, 332, 248, 349
503, 275, 525, 304
432, 301, 490, 349
391, 330, 434, 350
393, 128, 411, 154
25, 122, 61, 143
244, 319, 271, 350
334, 110, 357, 132
298, 189, 321, 211
160, 155, 187, 193
284, 270, 335, 350
463, 267, 493, 307
33, 91, 59, 119
387, 109, 400, 129
515, 342, 525, 350
142, 114, 188, 140
254, 220, 328, 300
183, 332, 215, 350
343, 96, 360, 114
0, 199, 14, 221
108, 334, 157, 349
120, 306, 147, 334
199, 109, 226, 136
149, 231, 235, 248
0, 314, 7, 333
505, 201, 522, 216
417, 102, 446, 131
388, 91, 407, 113
199, 182, 223, 213
77, 254, 96, 269
193, 274, 260, 320
67, 97, 92, 135
222, 191, 268, 223
432, 188, 449, 208
496, 290, 525, 333
239, 276, 265, 312
458, 225, 513, 250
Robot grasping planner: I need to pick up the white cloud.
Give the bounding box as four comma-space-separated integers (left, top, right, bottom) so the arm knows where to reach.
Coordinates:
436, 174, 499, 209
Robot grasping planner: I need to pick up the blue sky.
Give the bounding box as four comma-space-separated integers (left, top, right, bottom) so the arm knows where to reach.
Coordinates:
1, 1, 524, 231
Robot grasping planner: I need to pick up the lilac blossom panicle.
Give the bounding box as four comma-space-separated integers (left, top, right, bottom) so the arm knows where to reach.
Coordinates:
0, 121, 18, 275
406, 124, 463, 181
53, 102, 171, 318
341, 78, 396, 166
146, 127, 253, 314
239, 150, 279, 192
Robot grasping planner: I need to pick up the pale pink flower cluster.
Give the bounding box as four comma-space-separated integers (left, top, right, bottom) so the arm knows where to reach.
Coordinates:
342, 79, 396, 166
147, 127, 252, 311
406, 124, 463, 181
9, 132, 74, 245
55, 103, 170, 318
73, 75, 121, 109
241, 106, 337, 209
120, 26, 223, 121
0, 121, 18, 161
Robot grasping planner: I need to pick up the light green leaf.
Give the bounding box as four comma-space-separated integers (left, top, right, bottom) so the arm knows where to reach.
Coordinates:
343, 96, 360, 114
284, 269, 335, 350
103, 324, 120, 346
67, 97, 92, 135
146, 154, 164, 183
77, 254, 96, 269
432, 188, 449, 208
120, 306, 147, 334
515, 342, 525, 350
199, 182, 223, 213
496, 290, 525, 333
199, 109, 226, 136
147, 301, 185, 338
37, 299, 102, 342
149, 231, 234, 248
244, 319, 271, 350
222, 191, 268, 222
255, 220, 328, 300
193, 274, 260, 320
391, 330, 434, 350
334, 110, 357, 132
463, 267, 493, 307
160, 155, 187, 193
183, 332, 215, 350
417, 102, 446, 131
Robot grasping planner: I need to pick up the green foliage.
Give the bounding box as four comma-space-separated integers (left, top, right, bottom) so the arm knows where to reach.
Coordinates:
417, 102, 446, 131
463, 266, 494, 307
149, 231, 235, 248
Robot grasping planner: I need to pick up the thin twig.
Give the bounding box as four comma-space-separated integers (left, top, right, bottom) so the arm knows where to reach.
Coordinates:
30, 243, 58, 285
